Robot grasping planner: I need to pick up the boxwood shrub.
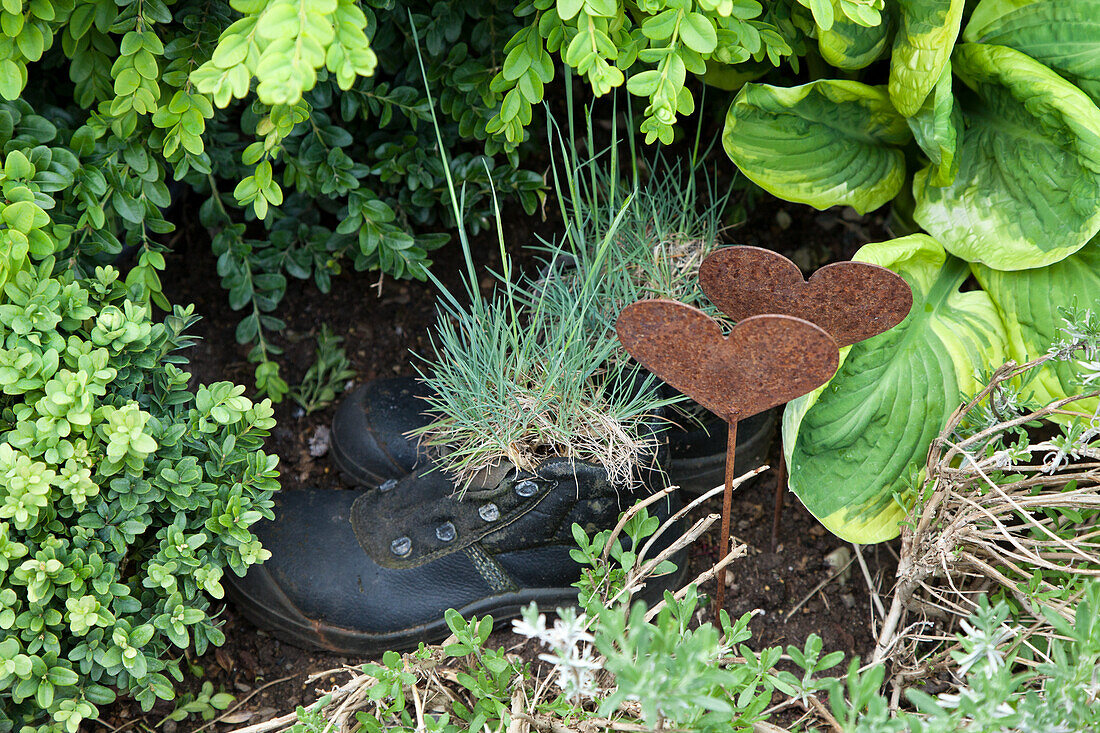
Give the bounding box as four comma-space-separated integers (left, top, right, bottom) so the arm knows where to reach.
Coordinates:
0, 259, 279, 731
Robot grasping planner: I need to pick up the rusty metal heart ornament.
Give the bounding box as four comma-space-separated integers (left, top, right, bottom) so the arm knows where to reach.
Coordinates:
698, 246, 913, 348
615, 300, 840, 421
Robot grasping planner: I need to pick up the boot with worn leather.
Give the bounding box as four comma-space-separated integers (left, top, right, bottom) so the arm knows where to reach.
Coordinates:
226, 456, 687, 654
331, 376, 775, 493
330, 377, 435, 488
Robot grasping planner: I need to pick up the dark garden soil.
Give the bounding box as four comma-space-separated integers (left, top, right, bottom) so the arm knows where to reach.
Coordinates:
94, 188, 899, 732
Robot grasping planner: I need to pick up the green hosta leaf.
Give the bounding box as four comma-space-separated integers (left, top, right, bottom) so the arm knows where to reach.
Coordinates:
913, 43, 1100, 270
722, 80, 911, 214
819, 4, 893, 69
906, 62, 959, 187
889, 0, 965, 116
783, 235, 1007, 543
963, 0, 1100, 103
972, 237, 1100, 416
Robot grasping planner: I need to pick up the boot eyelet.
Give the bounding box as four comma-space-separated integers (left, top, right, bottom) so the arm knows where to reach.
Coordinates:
391, 536, 412, 556
436, 522, 456, 542
514, 480, 538, 497
478, 503, 500, 522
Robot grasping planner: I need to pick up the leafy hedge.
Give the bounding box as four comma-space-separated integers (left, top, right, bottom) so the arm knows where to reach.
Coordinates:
0, 259, 278, 731
1, 0, 544, 398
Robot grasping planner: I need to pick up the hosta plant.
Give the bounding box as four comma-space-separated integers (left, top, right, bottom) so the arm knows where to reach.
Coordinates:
722, 0, 1100, 272
714, 0, 1100, 543
781, 234, 1008, 543
780, 231, 1100, 544
0, 260, 279, 731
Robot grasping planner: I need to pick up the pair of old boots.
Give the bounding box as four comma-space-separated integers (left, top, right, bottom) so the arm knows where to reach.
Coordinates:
227, 377, 774, 654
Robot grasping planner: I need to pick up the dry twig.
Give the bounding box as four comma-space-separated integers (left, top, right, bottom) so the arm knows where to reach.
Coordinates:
873, 354, 1100, 707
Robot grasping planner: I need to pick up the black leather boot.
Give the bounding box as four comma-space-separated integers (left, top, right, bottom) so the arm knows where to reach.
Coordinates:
225, 458, 687, 654
330, 377, 435, 488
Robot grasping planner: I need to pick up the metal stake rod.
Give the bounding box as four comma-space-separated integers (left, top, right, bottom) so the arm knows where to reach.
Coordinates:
716, 417, 738, 614
772, 452, 787, 551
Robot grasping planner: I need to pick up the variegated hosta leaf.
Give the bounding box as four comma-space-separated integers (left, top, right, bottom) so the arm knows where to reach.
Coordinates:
905, 62, 959, 187
972, 237, 1100, 416
783, 235, 1007, 544
723, 80, 911, 214
913, 43, 1100, 270
889, 0, 965, 116
819, 6, 893, 69
963, 0, 1100, 103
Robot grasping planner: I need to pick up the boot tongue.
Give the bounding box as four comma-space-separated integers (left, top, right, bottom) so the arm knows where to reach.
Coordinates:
459, 460, 517, 499
430, 445, 514, 496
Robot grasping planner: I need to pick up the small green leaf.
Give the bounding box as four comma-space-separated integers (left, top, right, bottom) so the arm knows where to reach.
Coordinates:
557, 0, 583, 20
47, 666, 80, 687
2, 200, 37, 232
680, 13, 718, 54
0, 59, 23, 100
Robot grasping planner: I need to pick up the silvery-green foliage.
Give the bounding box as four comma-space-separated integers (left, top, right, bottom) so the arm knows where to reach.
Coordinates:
0, 261, 279, 732
896, 587, 1100, 732
513, 605, 599, 701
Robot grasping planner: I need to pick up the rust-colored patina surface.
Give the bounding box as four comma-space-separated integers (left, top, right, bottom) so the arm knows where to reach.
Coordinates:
615, 300, 839, 421
699, 245, 914, 548
699, 245, 913, 347
616, 300, 840, 612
